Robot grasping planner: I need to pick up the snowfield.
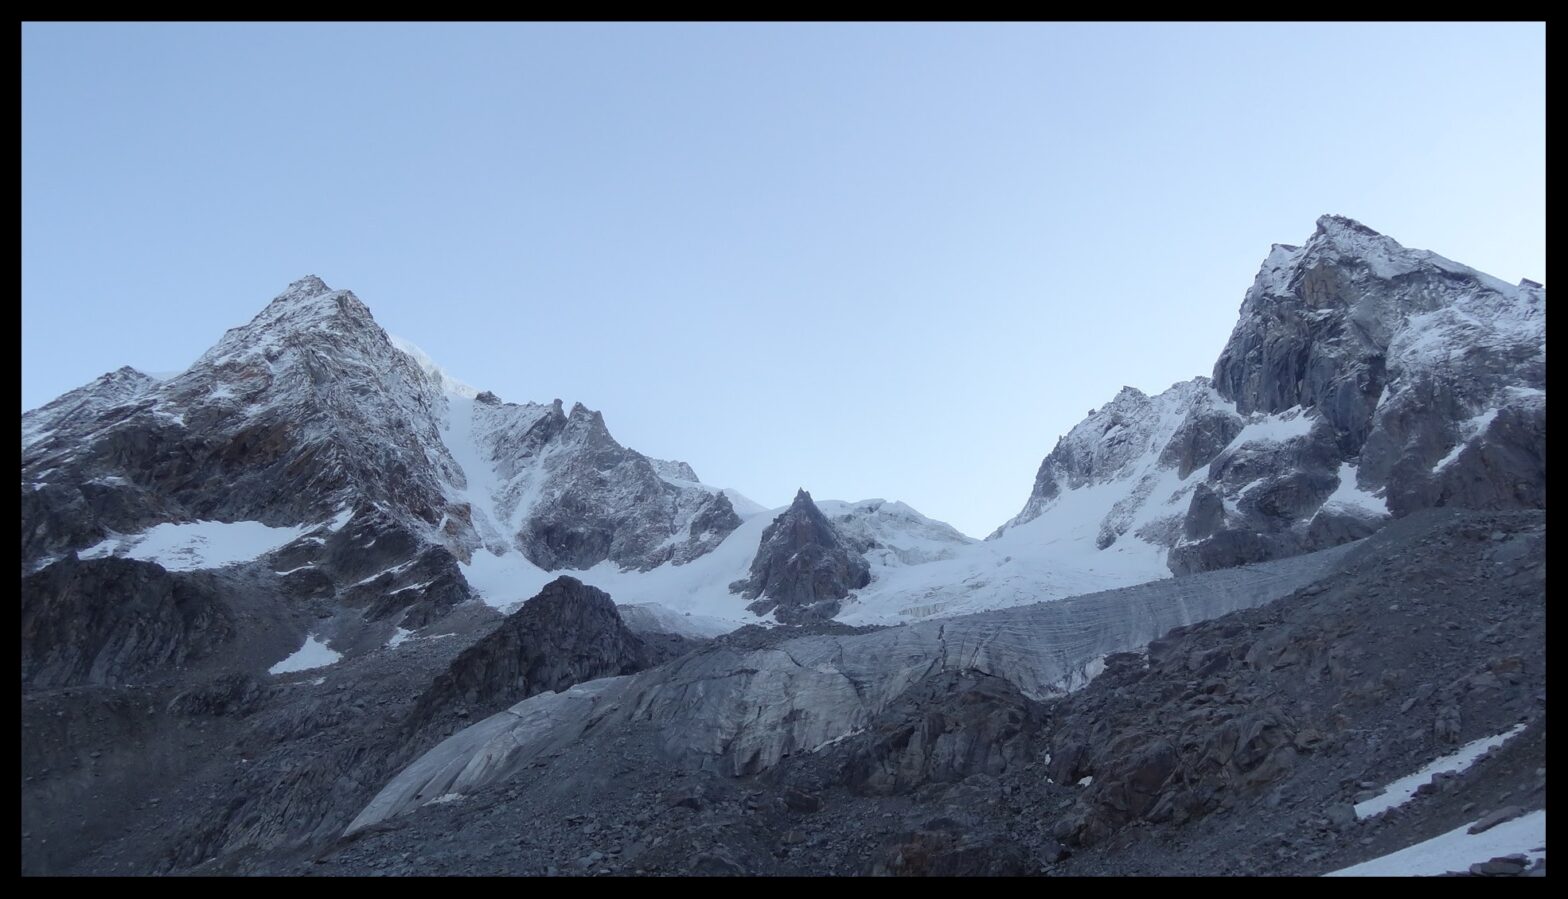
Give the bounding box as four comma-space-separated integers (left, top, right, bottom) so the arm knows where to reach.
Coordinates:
268, 634, 343, 675
79, 519, 313, 571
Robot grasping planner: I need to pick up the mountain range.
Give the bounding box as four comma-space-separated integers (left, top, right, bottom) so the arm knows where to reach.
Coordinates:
20, 215, 1546, 877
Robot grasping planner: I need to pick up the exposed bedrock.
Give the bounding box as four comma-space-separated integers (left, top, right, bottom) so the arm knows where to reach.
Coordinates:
403, 575, 684, 738
21, 555, 236, 689
729, 489, 871, 624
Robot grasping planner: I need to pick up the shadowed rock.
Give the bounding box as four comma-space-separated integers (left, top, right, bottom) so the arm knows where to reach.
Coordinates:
729, 489, 871, 623
22, 555, 236, 688
404, 575, 680, 737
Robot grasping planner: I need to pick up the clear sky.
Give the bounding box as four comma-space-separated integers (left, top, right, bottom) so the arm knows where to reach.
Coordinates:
21, 22, 1545, 538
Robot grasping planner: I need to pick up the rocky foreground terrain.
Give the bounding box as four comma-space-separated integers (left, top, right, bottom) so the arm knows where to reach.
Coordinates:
20, 215, 1544, 876
313, 509, 1547, 877
20, 509, 1544, 876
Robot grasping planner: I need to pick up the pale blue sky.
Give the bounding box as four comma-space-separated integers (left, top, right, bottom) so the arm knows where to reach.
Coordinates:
22, 23, 1545, 538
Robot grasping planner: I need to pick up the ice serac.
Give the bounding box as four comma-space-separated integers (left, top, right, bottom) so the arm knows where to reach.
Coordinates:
998, 215, 1545, 577
729, 489, 871, 623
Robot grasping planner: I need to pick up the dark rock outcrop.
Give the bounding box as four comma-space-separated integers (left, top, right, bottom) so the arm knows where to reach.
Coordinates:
1051, 509, 1545, 852
21, 555, 236, 689
843, 671, 1048, 796
1182, 483, 1225, 540
405, 576, 673, 735
729, 489, 871, 624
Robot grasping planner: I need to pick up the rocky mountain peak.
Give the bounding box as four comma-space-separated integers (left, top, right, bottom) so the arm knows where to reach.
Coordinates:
191, 280, 391, 380
729, 487, 871, 624
999, 215, 1543, 578
1313, 213, 1383, 241
399, 574, 672, 747
277, 274, 333, 301
567, 401, 603, 423
1214, 214, 1543, 448
22, 365, 161, 449
559, 403, 615, 449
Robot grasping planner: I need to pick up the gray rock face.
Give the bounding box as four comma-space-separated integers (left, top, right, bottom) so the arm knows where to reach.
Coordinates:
21, 555, 236, 689
491, 403, 741, 572
406, 577, 660, 728
999, 216, 1544, 578
1212, 215, 1544, 496
1182, 484, 1225, 541
992, 378, 1239, 543
730, 489, 871, 623
413, 381, 744, 572
673, 490, 743, 565
1215, 217, 1542, 450
1158, 403, 1246, 479
842, 671, 1047, 796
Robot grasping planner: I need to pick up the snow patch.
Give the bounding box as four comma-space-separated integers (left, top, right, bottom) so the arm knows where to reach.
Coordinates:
390, 336, 480, 399
79, 520, 311, 571
1321, 463, 1388, 517
1325, 808, 1544, 877
1354, 724, 1528, 820
1228, 406, 1315, 449
1434, 408, 1501, 472
268, 634, 342, 675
